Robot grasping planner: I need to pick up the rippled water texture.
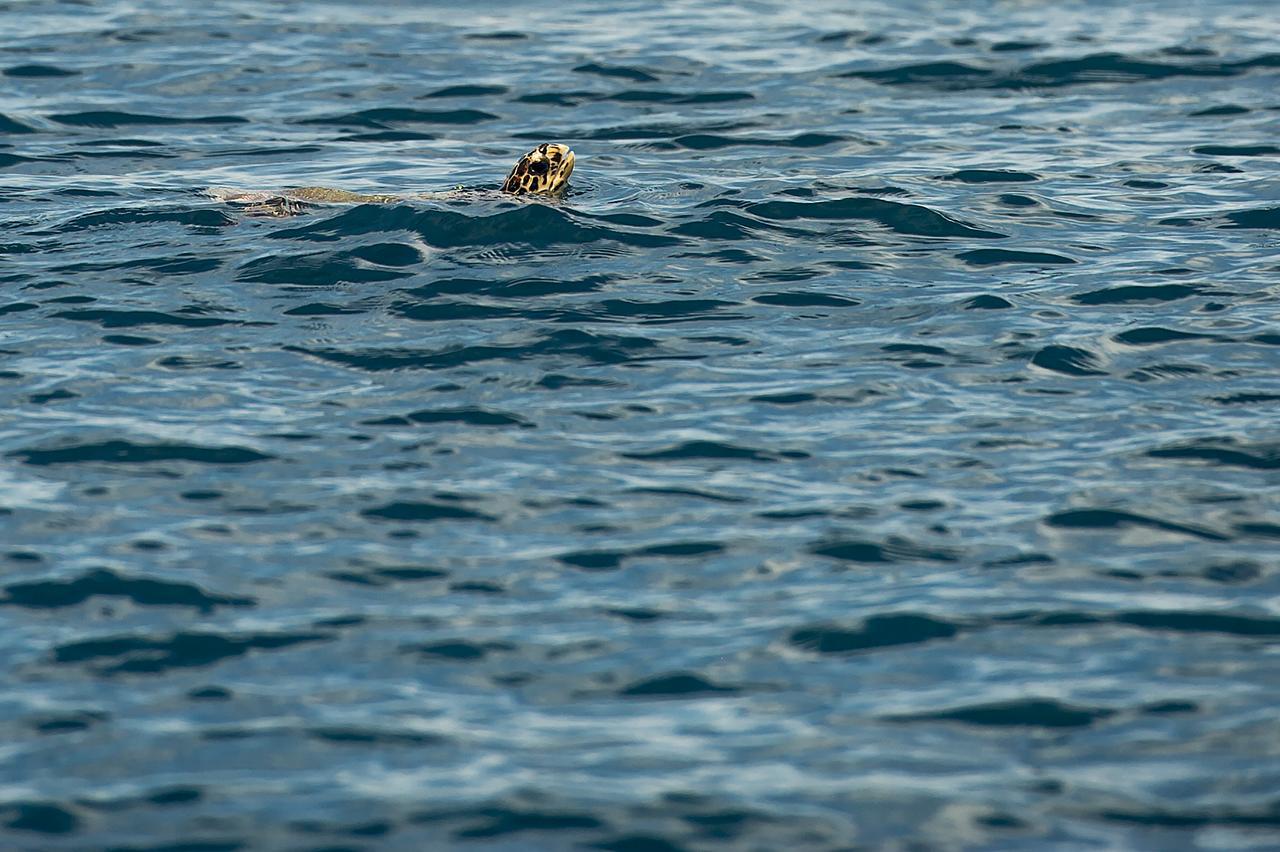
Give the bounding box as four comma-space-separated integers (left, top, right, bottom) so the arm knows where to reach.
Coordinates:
2, 0, 1279, 848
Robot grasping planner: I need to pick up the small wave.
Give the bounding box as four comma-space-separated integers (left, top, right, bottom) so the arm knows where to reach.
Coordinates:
295, 107, 498, 128
361, 407, 534, 428
9, 440, 274, 466
957, 249, 1075, 266
1045, 508, 1226, 540
361, 501, 495, 523
52, 629, 332, 675
886, 698, 1116, 728
0, 113, 36, 134
2, 568, 253, 611
1146, 438, 1280, 470
572, 62, 659, 83
4, 64, 78, 77
622, 440, 807, 463
790, 614, 959, 654
50, 111, 246, 127
810, 537, 961, 563
747, 197, 1005, 239
619, 672, 739, 698
269, 204, 682, 249
837, 51, 1280, 90
288, 327, 671, 371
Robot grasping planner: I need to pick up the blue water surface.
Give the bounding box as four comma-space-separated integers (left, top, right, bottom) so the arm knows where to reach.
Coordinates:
2, 0, 1279, 848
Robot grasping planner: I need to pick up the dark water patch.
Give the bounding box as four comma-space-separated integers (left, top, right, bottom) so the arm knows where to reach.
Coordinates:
606, 608, 665, 622
573, 63, 659, 83
52, 630, 332, 674
789, 614, 960, 654
673, 132, 845, 150
1116, 610, 1280, 637
1146, 438, 1280, 470
887, 698, 1115, 728
465, 31, 527, 41
958, 249, 1075, 266
2, 568, 253, 611
68, 147, 175, 161
104, 842, 243, 852
237, 248, 420, 286
1223, 207, 1280, 229
514, 90, 599, 107
421, 84, 509, 98
1142, 700, 1199, 715
401, 273, 611, 300
295, 108, 498, 128
638, 542, 724, 557
1192, 144, 1279, 156
747, 197, 1004, 239
0, 113, 36, 134
335, 129, 438, 142
837, 61, 994, 85
0, 301, 38, 315
362, 407, 533, 428
52, 309, 243, 328
1202, 562, 1264, 584
270, 204, 681, 249
751, 292, 860, 307
556, 298, 742, 325
32, 710, 109, 734
327, 564, 448, 586
1100, 803, 1280, 828
0, 153, 45, 168
938, 169, 1038, 183
843, 51, 1280, 91
51, 111, 246, 127
620, 673, 738, 698
603, 90, 754, 105
1045, 509, 1226, 540
628, 486, 745, 503
289, 328, 668, 372
1029, 345, 1106, 376
811, 538, 960, 563
283, 301, 363, 316
1123, 179, 1169, 189
991, 41, 1045, 52
412, 640, 494, 661
622, 440, 806, 463
559, 551, 627, 571
1, 801, 80, 834
750, 391, 817, 404
1071, 283, 1209, 304
51, 254, 223, 275
1190, 104, 1251, 116
11, 440, 273, 466
392, 301, 524, 321
308, 727, 444, 746
5, 64, 78, 77
54, 207, 234, 232
153, 355, 241, 370
965, 294, 1013, 309
1113, 326, 1218, 345
361, 501, 494, 523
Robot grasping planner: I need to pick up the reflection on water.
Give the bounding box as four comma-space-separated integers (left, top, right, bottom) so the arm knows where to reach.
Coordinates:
2, 0, 1279, 848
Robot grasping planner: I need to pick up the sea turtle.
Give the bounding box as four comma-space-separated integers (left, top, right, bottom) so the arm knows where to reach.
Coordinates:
209, 142, 575, 217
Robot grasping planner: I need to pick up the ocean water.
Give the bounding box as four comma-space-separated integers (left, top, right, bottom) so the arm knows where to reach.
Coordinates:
1, 0, 1279, 848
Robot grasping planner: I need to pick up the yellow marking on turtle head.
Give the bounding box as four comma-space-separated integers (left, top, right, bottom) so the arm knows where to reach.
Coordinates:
502, 142, 575, 197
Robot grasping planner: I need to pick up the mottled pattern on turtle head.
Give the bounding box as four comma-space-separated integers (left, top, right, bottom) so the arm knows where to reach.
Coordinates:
502, 143, 574, 196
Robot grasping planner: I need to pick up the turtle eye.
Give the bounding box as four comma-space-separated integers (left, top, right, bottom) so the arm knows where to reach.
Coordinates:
529, 158, 549, 175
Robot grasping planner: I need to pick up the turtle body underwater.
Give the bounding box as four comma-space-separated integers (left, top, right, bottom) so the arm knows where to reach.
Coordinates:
210, 142, 575, 217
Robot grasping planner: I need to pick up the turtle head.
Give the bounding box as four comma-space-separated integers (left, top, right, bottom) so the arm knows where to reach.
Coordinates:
502, 142, 574, 197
